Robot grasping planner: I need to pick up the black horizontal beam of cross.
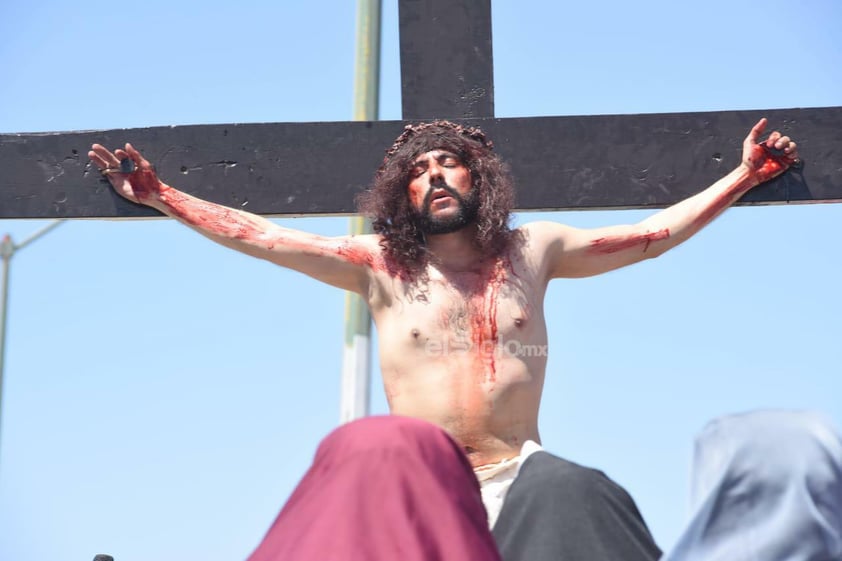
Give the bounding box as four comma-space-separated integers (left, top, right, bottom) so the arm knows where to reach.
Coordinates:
0, 0, 840, 220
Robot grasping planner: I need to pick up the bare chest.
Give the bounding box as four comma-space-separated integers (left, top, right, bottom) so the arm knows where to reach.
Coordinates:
380, 259, 545, 361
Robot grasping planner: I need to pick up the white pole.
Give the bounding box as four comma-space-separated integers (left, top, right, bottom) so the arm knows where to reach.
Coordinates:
0, 220, 64, 462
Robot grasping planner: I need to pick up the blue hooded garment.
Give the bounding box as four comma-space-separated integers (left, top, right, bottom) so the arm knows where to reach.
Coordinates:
663, 410, 842, 561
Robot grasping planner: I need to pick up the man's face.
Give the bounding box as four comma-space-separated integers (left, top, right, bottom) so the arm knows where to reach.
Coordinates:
407, 149, 479, 235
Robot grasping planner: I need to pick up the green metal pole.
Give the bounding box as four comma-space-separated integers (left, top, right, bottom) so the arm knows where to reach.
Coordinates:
340, 0, 381, 423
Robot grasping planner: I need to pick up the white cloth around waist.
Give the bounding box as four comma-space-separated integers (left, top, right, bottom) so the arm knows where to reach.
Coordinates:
473, 440, 543, 529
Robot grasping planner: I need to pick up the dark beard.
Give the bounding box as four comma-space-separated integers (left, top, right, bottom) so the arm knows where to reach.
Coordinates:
414, 183, 480, 235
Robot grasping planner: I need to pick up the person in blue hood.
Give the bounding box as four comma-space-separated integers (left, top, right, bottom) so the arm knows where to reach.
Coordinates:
664, 410, 842, 561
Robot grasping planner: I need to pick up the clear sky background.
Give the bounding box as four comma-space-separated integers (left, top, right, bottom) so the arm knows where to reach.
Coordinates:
0, 1, 840, 560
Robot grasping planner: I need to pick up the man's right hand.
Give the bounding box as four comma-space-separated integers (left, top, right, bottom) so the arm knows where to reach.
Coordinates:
88, 143, 168, 205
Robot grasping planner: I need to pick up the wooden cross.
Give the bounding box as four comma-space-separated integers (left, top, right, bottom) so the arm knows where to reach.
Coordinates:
0, 3, 839, 557
1, 0, 840, 219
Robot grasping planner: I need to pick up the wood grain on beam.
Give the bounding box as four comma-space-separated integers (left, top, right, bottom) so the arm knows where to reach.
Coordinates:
1, 107, 839, 219
399, 0, 494, 120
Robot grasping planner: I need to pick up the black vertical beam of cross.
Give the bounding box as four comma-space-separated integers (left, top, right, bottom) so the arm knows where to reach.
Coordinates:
399, 0, 494, 120
0, 0, 840, 220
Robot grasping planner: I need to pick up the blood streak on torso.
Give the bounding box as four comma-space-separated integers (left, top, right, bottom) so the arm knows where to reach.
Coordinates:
454, 257, 511, 385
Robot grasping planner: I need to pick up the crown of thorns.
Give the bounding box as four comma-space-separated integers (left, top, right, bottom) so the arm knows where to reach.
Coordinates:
383, 120, 494, 161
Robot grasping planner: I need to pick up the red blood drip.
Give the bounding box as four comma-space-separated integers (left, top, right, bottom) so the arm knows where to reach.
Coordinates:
336, 242, 386, 272
161, 189, 265, 242
748, 142, 792, 184
690, 169, 756, 230
408, 183, 426, 209
588, 228, 671, 255
129, 165, 171, 202
484, 280, 500, 383
153, 183, 385, 270
467, 259, 506, 384
690, 142, 794, 232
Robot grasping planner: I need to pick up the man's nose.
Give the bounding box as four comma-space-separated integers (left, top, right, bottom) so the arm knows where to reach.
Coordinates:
428, 161, 444, 184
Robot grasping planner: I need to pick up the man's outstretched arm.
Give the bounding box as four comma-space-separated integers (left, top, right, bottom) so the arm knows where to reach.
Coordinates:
534, 118, 799, 279
89, 143, 380, 294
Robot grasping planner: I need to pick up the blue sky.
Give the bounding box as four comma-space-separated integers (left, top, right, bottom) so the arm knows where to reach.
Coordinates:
1, 1, 840, 560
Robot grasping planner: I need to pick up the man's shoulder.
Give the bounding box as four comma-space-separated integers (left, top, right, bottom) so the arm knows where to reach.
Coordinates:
516, 220, 573, 241
510, 222, 584, 264
346, 232, 383, 247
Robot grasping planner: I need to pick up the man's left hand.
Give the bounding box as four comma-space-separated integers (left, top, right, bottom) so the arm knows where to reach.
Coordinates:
741, 118, 800, 184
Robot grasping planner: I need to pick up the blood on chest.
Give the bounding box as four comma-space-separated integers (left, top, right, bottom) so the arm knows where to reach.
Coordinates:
401, 265, 534, 382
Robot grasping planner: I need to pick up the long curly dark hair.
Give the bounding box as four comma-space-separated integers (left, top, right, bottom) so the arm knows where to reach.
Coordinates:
357, 121, 516, 281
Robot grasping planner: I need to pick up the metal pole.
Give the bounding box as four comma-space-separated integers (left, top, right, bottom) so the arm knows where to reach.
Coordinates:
0, 236, 12, 434
0, 221, 64, 459
340, 0, 381, 423
16, 221, 64, 252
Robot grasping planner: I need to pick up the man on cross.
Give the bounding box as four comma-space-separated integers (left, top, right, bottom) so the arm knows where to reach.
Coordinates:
89, 119, 825, 561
